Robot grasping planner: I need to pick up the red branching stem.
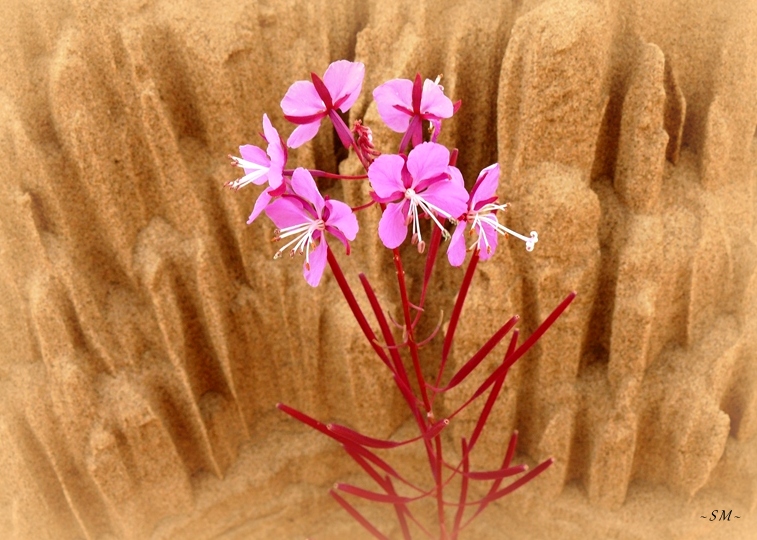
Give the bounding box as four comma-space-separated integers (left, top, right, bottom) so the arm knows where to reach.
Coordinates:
435, 435, 447, 540
460, 458, 554, 510
412, 225, 443, 328
438, 249, 480, 387
358, 274, 414, 407
467, 330, 519, 452
309, 169, 368, 180
509, 291, 576, 362
391, 245, 443, 508
465, 431, 519, 525
435, 292, 576, 401
463, 464, 528, 481
451, 438, 470, 539
392, 248, 431, 412
351, 199, 377, 212
329, 489, 390, 540
343, 447, 413, 540
415, 311, 444, 348
343, 442, 425, 494
335, 483, 418, 504
283, 168, 368, 180
440, 315, 519, 392
383, 477, 413, 540
326, 247, 393, 372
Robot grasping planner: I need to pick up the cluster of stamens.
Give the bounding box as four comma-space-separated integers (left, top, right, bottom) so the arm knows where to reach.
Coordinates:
404, 188, 452, 253
226, 155, 270, 190
468, 202, 538, 253
271, 219, 326, 270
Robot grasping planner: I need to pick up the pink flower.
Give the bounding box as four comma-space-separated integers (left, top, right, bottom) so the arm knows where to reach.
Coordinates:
447, 164, 538, 267
281, 60, 365, 149
368, 142, 468, 251
265, 168, 358, 287
373, 74, 457, 151
226, 114, 288, 224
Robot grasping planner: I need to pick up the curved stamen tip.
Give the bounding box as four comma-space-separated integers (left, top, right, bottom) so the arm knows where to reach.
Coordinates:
273, 251, 283, 260
441, 229, 451, 241
525, 231, 538, 252
417, 240, 426, 254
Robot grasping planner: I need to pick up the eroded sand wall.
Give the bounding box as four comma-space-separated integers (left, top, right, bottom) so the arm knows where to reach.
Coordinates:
0, 0, 755, 538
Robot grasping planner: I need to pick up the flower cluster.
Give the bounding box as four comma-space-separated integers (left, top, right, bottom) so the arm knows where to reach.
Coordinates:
227, 60, 537, 286
224, 60, 568, 540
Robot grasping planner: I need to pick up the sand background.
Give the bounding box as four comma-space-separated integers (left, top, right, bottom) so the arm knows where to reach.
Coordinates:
0, 0, 755, 538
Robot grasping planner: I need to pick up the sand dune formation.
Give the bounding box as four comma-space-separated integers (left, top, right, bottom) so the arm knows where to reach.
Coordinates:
0, 0, 755, 538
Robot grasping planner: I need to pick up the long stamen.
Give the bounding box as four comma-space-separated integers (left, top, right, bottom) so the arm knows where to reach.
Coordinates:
472, 212, 538, 251
404, 189, 452, 243
272, 219, 325, 261
227, 155, 270, 189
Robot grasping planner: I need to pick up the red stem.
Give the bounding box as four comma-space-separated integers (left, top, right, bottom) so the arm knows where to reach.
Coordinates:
451, 438, 470, 539
392, 248, 431, 411
438, 249, 480, 387
326, 247, 394, 372
329, 489, 390, 540
467, 330, 519, 452
412, 225, 443, 329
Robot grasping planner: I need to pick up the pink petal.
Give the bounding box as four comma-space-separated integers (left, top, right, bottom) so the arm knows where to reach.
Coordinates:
325, 199, 358, 240
239, 144, 270, 172
263, 114, 286, 187
291, 168, 325, 215
378, 201, 409, 249
470, 163, 500, 209
420, 79, 453, 119
422, 177, 469, 219
373, 79, 414, 132
304, 239, 328, 287
447, 221, 467, 267
247, 187, 273, 224
324, 60, 365, 112
478, 221, 499, 260
449, 165, 465, 188
264, 196, 309, 229
368, 154, 406, 199
281, 80, 325, 118
287, 120, 322, 148
406, 142, 449, 186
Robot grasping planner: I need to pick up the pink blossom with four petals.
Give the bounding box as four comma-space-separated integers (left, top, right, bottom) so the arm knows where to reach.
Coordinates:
281, 60, 365, 149
265, 168, 358, 287
368, 142, 468, 251
227, 114, 288, 224
447, 163, 538, 267
373, 74, 457, 151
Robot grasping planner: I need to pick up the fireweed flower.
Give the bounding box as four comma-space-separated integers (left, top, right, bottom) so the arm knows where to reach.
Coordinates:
447, 163, 538, 266
227, 114, 288, 224
373, 74, 456, 151
265, 168, 358, 287
368, 142, 468, 251
281, 60, 365, 149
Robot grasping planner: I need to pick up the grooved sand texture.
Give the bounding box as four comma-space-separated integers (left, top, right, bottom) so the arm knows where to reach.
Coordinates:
0, 0, 756, 539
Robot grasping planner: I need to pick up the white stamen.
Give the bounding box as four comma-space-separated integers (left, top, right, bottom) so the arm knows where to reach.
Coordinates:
468, 203, 538, 252
403, 188, 453, 247
227, 155, 270, 190
272, 218, 325, 269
